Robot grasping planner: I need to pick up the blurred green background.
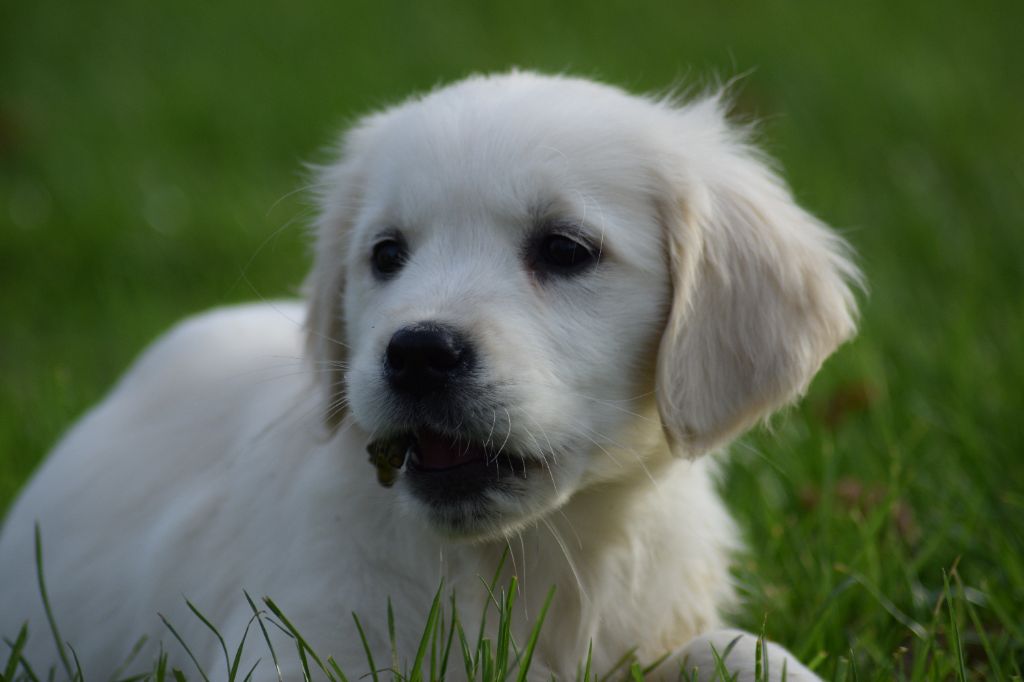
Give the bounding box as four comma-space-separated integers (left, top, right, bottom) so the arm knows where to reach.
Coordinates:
2, 0, 1022, 678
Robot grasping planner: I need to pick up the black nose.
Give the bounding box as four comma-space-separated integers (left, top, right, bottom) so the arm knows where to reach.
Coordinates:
385, 323, 471, 395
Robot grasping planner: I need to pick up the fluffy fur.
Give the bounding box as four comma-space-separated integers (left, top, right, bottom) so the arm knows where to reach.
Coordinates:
0, 72, 859, 681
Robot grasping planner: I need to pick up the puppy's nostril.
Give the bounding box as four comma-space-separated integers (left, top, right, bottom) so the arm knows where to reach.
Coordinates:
385, 324, 470, 394
423, 344, 460, 370
385, 344, 408, 373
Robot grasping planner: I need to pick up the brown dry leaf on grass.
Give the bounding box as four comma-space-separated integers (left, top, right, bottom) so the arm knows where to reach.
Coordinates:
800, 476, 920, 544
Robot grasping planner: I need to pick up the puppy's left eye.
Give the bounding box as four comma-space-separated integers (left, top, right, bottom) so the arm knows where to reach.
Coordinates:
532, 233, 598, 276
371, 238, 408, 279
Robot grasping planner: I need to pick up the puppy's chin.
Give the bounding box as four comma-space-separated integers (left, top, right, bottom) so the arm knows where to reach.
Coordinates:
384, 427, 564, 541
403, 481, 567, 542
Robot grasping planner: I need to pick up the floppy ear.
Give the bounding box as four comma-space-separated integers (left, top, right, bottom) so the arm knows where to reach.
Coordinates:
655, 103, 861, 456
303, 146, 365, 430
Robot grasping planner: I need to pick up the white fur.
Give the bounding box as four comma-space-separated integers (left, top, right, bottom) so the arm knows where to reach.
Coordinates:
0, 72, 859, 681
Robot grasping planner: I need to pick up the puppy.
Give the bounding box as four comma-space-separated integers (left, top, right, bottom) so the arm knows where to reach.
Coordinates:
0, 72, 859, 681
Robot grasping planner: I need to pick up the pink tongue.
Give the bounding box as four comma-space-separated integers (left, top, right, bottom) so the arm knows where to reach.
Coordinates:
416, 429, 487, 471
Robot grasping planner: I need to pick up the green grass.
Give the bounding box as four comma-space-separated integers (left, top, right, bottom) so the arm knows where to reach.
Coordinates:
2, 0, 1022, 679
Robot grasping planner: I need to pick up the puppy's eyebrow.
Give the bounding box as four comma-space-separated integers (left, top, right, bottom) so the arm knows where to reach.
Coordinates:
370, 226, 404, 243
530, 198, 571, 225
530, 199, 588, 232
545, 218, 594, 244
531, 200, 606, 252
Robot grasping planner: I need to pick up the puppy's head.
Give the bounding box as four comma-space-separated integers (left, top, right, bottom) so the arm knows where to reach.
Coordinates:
306, 72, 860, 539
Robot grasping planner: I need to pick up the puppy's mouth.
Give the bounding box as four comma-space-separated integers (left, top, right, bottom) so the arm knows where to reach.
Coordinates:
409, 428, 490, 472
367, 427, 538, 498
369, 427, 534, 473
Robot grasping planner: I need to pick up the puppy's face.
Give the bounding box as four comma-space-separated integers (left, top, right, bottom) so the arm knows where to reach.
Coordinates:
308, 73, 860, 540
342, 96, 671, 538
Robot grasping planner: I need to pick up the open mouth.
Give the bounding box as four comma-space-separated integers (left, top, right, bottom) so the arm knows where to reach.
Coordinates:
410, 428, 501, 472
366, 427, 536, 491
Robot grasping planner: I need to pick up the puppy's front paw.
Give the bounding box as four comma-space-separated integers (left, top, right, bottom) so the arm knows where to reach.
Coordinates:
651, 629, 820, 682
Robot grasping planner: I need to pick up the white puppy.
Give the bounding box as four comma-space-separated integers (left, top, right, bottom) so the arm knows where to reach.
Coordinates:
0, 72, 859, 681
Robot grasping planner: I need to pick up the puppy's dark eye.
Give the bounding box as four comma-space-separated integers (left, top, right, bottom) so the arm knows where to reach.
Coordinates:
534, 233, 598, 276
371, 238, 408, 278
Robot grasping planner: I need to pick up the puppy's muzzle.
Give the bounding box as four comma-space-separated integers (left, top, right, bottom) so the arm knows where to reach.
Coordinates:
385, 322, 474, 396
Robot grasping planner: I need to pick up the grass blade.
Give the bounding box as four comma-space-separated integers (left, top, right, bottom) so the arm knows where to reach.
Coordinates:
437, 596, 459, 681
185, 600, 230, 678
386, 598, 398, 681
351, 613, 379, 682
295, 639, 313, 682
158, 613, 211, 682
241, 658, 262, 682
640, 649, 671, 678
228, 614, 258, 682
475, 548, 510, 673
514, 586, 554, 682
262, 597, 336, 682
33, 525, 75, 682
755, 631, 764, 682
832, 656, 848, 682
455, 620, 474, 681
429, 605, 440, 682
153, 648, 168, 682
3, 624, 29, 682
110, 635, 149, 682
943, 570, 968, 682
581, 640, 593, 682
708, 643, 737, 682
954, 574, 1005, 681
111, 673, 151, 682
326, 657, 350, 682
66, 642, 84, 682
6, 646, 41, 682
597, 647, 637, 682
408, 583, 444, 682
494, 579, 517, 681
244, 591, 283, 682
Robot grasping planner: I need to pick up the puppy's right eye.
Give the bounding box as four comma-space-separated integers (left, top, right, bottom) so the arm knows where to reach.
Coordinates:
526, 231, 599, 278
371, 239, 408, 278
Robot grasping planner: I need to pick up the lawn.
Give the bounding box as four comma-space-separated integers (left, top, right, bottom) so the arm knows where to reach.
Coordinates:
1, 0, 1022, 679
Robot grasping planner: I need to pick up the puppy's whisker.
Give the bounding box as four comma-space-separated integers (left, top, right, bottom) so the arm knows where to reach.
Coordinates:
541, 518, 588, 605
505, 536, 521, 601
310, 330, 352, 350
236, 354, 350, 376
555, 508, 584, 551
499, 379, 658, 423
516, 529, 529, 620
244, 390, 345, 452
525, 413, 558, 460
248, 368, 348, 387
731, 438, 785, 475
496, 408, 514, 459
521, 418, 561, 497
326, 395, 350, 417
578, 428, 624, 468
499, 378, 655, 405
299, 358, 352, 368
324, 389, 351, 419
234, 271, 353, 354
485, 409, 498, 449
578, 424, 664, 495
230, 208, 315, 297
265, 181, 321, 217
526, 415, 563, 495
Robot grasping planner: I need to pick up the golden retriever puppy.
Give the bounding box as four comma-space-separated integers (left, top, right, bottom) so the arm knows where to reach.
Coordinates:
0, 72, 859, 681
